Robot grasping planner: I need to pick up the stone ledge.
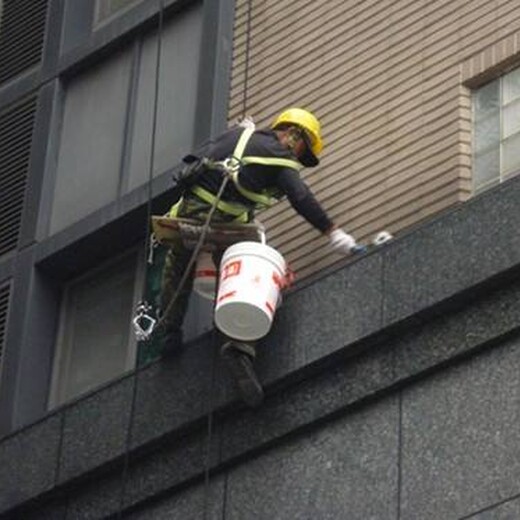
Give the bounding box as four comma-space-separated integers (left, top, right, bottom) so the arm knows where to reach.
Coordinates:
4, 272, 520, 518
2, 176, 520, 516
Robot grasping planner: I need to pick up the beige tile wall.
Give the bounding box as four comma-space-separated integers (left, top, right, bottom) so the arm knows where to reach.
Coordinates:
228, 0, 520, 280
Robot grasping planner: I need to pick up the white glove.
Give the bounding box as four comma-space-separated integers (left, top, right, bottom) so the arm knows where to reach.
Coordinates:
328, 228, 357, 255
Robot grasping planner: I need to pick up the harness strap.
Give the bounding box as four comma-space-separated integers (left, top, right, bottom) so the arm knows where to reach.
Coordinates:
227, 174, 275, 207
229, 155, 303, 207
189, 126, 304, 214
191, 185, 250, 221
241, 156, 302, 170
226, 130, 303, 208
233, 125, 255, 161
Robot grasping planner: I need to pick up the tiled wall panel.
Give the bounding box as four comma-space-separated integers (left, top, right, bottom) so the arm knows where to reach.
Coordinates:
228, 0, 520, 279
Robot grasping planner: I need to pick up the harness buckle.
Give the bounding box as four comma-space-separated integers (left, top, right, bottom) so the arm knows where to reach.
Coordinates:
221, 156, 241, 175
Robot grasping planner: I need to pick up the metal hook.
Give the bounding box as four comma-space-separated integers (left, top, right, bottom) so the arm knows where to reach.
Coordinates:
221, 157, 241, 175
147, 233, 160, 265
133, 302, 157, 341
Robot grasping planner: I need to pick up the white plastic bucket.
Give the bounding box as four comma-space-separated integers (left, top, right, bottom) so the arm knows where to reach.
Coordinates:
214, 241, 286, 341
193, 251, 217, 300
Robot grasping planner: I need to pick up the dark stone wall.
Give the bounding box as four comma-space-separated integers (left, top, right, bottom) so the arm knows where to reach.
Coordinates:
2, 1, 520, 518
2, 174, 520, 518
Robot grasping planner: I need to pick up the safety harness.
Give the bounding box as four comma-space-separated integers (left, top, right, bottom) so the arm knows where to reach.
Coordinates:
174, 125, 303, 221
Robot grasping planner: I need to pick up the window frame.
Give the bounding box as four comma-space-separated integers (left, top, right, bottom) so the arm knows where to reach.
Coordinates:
48, 1, 204, 237
93, 0, 144, 30
472, 68, 520, 194
48, 248, 145, 409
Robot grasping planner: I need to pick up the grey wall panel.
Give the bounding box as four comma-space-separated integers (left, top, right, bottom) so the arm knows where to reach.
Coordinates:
23, 500, 68, 520
11, 267, 61, 431
468, 498, 520, 519
57, 376, 134, 483
383, 176, 520, 325
122, 428, 221, 512
221, 343, 395, 464
62, 472, 124, 520
290, 252, 383, 367
194, 0, 235, 142
0, 249, 35, 435
62, 451, 224, 520
400, 336, 520, 520
60, 0, 93, 55
19, 83, 57, 249
131, 333, 227, 447
41, 0, 66, 77
391, 275, 520, 384
50, 46, 132, 235
252, 252, 383, 388
0, 414, 62, 514
224, 397, 399, 520
124, 477, 225, 520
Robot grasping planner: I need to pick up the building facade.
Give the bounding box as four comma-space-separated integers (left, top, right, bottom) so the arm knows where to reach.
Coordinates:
1, 1, 520, 518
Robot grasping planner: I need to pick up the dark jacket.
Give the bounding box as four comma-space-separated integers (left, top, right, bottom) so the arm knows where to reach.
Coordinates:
192, 127, 334, 233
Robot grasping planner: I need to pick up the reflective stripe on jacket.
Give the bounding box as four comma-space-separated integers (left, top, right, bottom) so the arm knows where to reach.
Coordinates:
194, 126, 303, 216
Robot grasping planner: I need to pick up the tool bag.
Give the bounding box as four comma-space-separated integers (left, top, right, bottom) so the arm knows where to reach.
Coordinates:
169, 154, 209, 204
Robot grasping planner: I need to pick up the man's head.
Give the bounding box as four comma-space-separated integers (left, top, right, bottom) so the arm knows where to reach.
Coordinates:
271, 108, 323, 167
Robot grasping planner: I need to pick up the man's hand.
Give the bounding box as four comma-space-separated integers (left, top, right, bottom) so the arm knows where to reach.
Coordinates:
328, 228, 358, 255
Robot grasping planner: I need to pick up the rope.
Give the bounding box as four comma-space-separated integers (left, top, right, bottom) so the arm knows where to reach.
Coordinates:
117, 1, 164, 518
139, 2, 164, 296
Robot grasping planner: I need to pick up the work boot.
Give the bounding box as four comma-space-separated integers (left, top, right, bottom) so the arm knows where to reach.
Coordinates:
221, 342, 264, 408
161, 330, 184, 359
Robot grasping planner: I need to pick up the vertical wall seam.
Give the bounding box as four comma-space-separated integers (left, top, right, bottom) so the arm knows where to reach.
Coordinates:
396, 389, 403, 520
54, 410, 65, 487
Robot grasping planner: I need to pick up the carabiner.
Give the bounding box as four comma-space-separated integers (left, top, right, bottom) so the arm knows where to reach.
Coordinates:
133, 302, 157, 341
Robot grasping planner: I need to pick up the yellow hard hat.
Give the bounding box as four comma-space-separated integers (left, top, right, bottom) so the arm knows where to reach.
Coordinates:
271, 108, 323, 166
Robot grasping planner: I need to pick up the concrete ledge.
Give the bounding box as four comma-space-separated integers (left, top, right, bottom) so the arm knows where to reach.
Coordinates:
3, 176, 520, 516
0, 414, 61, 514
383, 178, 520, 324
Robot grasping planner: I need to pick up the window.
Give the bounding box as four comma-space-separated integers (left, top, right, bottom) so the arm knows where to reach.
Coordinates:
48, 245, 213, 407
94, 0, 143, 27
50, 48, 133, 235
126, 5, 202, 192
473, 68, 520, 193
50, 4, 202, 234
49, 252, 141, 407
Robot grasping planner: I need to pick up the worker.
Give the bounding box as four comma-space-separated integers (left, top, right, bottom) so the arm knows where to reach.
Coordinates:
160, 108, 361, 407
